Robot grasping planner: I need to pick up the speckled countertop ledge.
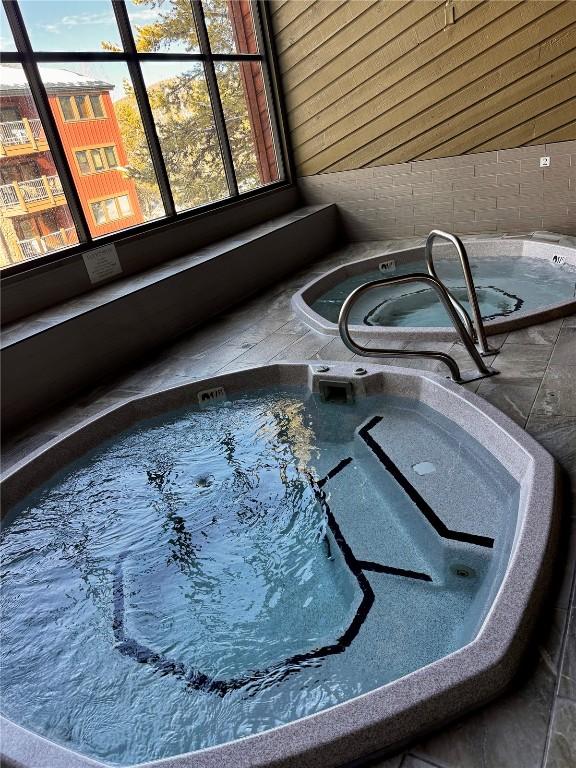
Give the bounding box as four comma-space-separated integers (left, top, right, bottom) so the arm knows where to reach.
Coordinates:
0, 205, 333, 350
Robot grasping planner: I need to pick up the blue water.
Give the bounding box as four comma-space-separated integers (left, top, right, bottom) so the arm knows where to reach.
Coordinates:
311, 254, 576, 326
0, 389, 519, 765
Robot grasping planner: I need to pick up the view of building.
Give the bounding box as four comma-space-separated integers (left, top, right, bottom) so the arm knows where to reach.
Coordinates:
0, 63, 143, 267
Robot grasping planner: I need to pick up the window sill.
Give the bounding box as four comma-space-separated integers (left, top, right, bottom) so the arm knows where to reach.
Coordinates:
2, 204, 335, 351
1, 203, 339, 435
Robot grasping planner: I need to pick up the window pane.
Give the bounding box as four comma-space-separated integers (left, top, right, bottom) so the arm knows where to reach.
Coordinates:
89, 94, 104, 118
59, 96, 75, 121
75, 150, 90, 174
74, 95, 89, 119
105, 197, 119, 220
126, 0, 200, 53
215, 62, 280, 193
203, 0, 258, 54
0, 65, 79, 268
104, 146, 118, 167
141, 62, 229, 212
0, 5, 17, 52
91, 148, 104, 171
18, 0, 122, 52
41, 62, 165, 236
91, 200, 106, 225
117, 194, 131, 216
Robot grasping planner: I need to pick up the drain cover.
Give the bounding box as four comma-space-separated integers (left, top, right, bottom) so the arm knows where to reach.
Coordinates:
450, 564, 477, 579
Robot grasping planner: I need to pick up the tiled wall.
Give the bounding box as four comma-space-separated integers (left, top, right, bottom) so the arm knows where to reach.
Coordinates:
299, 140, 576, 240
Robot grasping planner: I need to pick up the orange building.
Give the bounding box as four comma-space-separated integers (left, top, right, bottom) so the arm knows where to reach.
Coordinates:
0, 64, 143, 265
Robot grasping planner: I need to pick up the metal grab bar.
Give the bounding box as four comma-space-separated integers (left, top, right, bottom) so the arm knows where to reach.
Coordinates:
338, 272, 496, 384
425, 230, 495, 356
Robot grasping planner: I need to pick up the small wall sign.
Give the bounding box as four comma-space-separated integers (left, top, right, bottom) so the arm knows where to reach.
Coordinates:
83, 244, 123, 284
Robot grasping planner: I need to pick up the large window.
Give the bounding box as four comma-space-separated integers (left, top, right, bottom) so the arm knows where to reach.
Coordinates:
0, 0, 284, 269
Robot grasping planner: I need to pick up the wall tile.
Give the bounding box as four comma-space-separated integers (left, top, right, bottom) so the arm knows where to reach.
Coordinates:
299, 142, 575, 240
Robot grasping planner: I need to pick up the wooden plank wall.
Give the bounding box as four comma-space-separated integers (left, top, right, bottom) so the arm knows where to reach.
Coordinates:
270, 0, 576, 177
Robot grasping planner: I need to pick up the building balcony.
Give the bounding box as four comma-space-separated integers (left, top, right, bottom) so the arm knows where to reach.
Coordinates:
0, 118, 48, 157
0, 174, 66, 216
18, 227, 78, 260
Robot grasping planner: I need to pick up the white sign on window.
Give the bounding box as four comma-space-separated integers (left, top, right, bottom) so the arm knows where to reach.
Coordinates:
83, 243, 122, 284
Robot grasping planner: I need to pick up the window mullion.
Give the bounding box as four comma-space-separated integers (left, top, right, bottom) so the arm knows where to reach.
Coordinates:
111, 0, 176, 218
2, 0, 91, 244
191, 0, 238, 197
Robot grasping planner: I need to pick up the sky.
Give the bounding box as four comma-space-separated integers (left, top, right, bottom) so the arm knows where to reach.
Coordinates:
0, 1, 198, 99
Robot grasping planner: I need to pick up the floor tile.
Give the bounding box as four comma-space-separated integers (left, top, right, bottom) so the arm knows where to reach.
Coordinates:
551, 522, 576, 611
550, 329, 576, 366
400, 757, 441, 768
544, 698, 576, 768
273, 329, 332, 360
412, 658, 556, 768
498, 343, 553, 364
558, 602, 576, 700
540, 608, 570, 677
475, 382, 540, 425
316, 336, 357, 362
367, 752, 405, 768
532, 366, 576, 417
230, 332, 307, 364
505, 321, 563, 346
526, 416, 576, 486
487, 357, 549, 386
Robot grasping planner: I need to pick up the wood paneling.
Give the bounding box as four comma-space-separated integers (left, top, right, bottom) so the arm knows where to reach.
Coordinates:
271, 0, 576, 176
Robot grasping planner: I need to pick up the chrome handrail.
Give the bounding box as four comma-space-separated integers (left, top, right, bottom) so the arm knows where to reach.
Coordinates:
425, 229, 495, 356
338, 272, 496, 384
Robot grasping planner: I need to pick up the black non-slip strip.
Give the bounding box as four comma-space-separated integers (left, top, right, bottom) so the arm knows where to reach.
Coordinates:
112, 448, 451, 694
111, 466, 376, 696
318, 460, 434, 583
113, 550, 323, 696
357, 560, 432, 582
317, 456, 353, 488
359, 416, 494, 549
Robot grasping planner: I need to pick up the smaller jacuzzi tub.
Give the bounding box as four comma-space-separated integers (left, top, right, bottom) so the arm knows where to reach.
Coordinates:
293, 236, 576, 341
0, 363, 560, 768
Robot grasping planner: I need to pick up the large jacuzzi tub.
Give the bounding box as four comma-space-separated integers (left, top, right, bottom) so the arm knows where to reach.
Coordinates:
293, 236, 576, 341
0, 363, 559, 768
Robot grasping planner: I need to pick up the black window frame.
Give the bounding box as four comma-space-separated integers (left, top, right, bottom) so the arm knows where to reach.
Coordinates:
0, 0, 294, 278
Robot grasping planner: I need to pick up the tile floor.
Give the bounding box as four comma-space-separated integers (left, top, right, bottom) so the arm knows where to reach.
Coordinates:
3, 239, 576, 768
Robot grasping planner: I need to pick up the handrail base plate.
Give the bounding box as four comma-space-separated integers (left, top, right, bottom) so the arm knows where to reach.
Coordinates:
455, 367, 499, 385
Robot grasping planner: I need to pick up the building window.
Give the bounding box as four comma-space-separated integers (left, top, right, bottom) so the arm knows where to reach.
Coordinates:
58, 93, 106, 122
90, 194, 133, 225
74, 146, 119, 176
90, 149, 104, 172
58, 96, 75, 121
89, 95, 104, 119
1, 0, 285, 271
104, 146, 118, 168
74, 95, 89, 120
75, 150, 91, 175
